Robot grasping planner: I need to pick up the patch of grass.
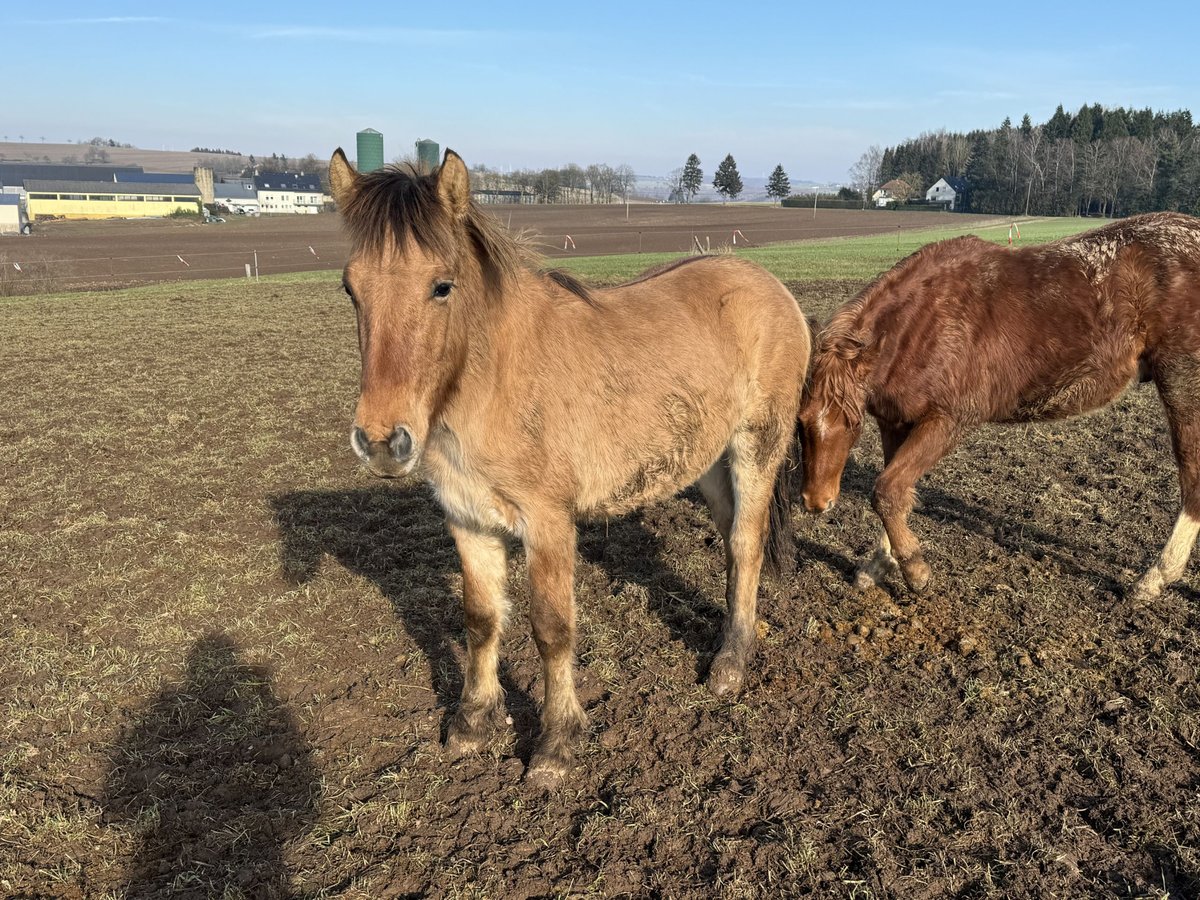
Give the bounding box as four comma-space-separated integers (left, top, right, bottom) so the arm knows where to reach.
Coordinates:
551, 216, 1100, 284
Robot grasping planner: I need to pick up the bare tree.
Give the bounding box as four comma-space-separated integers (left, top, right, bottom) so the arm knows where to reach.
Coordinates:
614, 164, 637, 200
849, 145, 883, 208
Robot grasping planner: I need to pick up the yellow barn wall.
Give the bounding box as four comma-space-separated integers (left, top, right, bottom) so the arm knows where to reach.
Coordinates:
27, 197, 200, 220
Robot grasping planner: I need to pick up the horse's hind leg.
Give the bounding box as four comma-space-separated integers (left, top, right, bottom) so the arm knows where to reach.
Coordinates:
855, 421, 909, 590
873, 416, 960, 592
1131, 354, 1200, 602
705, 432, 783, 698
445, 523, 509, 756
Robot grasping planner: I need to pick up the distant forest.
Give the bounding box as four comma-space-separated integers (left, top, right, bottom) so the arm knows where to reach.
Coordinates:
878, 103, 1198, 217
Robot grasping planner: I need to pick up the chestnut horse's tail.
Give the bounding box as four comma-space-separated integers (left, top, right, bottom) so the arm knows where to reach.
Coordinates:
763, 419, 802, 578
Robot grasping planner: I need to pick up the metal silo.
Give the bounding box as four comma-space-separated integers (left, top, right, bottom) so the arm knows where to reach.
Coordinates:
356, 128, 384, 173
415, 139, 440, 174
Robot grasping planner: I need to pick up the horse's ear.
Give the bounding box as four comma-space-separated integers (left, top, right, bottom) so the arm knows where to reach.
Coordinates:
437, 149, 471, 220
329, 148, 358, 208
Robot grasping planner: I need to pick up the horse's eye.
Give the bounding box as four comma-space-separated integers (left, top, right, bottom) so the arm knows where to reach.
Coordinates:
432, 281, 454, 300
342, 282, 356, 305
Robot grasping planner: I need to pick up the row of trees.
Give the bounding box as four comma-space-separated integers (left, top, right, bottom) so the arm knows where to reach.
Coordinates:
854, 103, 1200, 217
667, 154, 793, 203
468, 162, 638, 204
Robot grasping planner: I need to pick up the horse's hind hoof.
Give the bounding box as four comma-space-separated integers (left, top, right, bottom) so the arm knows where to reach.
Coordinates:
705, 653, 746, 698
444, 728, 487, 759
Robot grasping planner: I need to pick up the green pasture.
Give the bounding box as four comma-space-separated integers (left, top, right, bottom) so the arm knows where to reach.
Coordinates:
553, 216, 1100, 283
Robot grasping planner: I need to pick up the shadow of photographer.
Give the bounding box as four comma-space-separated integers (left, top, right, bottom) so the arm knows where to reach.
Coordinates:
104, 633, 318, 899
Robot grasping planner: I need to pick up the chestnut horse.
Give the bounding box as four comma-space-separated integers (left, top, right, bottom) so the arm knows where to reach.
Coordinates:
800, 212, 1200, 601
329, 148, 811, 784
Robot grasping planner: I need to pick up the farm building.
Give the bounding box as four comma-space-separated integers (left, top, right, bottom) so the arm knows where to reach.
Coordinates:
926, 176, 969, 211
0, 193, 27, 233
0, 162, 144, 191
254, 172, 323, 214
213, 179, 260, 214
23, 180, 201, 221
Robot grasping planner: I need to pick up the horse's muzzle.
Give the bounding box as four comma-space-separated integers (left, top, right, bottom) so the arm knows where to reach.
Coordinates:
801, 491, 837, 514
351, 424, 417, 477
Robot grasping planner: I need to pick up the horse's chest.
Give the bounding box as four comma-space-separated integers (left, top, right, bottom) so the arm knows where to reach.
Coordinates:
422, 434, 522, 536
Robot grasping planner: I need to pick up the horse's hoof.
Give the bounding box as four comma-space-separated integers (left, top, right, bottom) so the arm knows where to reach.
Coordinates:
444, 726, 487, 758
525, 752, 571, 788
705, 653, 746, 698
902, 559, 931, 592
1128, 576, 1162, 606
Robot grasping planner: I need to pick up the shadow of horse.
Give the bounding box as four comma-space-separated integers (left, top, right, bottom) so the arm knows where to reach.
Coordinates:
272, 485, 750, 719
836, 454, 1129, 595
103, 634, 318, 899
270, 486, 544, 755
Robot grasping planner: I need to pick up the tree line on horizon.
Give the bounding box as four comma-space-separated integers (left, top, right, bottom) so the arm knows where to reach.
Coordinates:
861, 103, 1199, 217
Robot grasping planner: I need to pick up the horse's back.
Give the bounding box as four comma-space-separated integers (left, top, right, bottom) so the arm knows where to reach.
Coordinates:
561, 255, 810, 514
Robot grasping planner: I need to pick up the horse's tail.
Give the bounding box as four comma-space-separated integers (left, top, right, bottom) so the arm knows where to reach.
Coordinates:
763, 419, 802, 578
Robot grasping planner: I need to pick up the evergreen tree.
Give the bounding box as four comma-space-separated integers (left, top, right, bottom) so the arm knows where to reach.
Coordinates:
681, 154, 703, 202
766, 164, 791, 203
712, 154, 743, 203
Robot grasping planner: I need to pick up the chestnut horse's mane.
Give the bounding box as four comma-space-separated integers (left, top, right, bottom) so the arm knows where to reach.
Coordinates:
338, 163, 608, 303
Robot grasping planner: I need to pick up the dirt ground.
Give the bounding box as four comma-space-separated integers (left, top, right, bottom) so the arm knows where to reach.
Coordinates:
1, 269, 1198, 898
0, 205, 988, 295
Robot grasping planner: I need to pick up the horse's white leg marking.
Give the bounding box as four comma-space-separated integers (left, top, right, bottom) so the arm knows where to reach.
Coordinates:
1130, 510, 1200, 603
855, 530, 901, 590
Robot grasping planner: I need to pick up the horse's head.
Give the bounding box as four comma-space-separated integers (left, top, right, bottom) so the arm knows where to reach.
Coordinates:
331, 147, 484, 478
798, 332, 869, 513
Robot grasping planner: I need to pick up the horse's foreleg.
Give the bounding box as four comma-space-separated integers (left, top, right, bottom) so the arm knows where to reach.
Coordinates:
445, 523, 509, 756
524, 516, 586, 786
855, 421, 909, 590
706, 438, 777, 698
872, 416, 959, 592
1132, 356, 1200, 602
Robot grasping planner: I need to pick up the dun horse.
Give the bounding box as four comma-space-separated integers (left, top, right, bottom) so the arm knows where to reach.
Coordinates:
800, 212, 1200, 601
330, 148, 811, 784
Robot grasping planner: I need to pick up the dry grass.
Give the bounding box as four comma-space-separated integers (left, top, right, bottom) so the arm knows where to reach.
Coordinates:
1, 257, 1198, 897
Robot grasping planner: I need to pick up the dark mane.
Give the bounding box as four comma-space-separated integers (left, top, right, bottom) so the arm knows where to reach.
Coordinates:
339, 164, 527, 285
542, 268, 595, 303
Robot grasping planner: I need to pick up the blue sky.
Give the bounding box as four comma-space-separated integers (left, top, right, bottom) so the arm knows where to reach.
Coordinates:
8, 1, 1199, 182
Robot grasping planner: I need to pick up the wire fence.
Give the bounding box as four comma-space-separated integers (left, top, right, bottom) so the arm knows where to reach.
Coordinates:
0, 215, 1012, 296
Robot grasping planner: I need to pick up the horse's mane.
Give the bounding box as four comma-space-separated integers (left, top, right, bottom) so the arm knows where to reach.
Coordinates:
341, 164, 604, 304
339, 163, 530, 287
809, 308, 870, 429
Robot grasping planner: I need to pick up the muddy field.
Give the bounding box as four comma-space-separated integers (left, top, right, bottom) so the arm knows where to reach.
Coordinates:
0, 205, 990, 295
2, 266, 1198, 899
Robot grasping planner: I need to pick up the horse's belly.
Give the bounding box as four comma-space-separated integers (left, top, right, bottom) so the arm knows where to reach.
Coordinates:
1008, 360, 1138, 421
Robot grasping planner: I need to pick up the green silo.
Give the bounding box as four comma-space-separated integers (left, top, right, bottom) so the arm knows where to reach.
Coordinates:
415, 139, 440, 174
356, 128, 385, 173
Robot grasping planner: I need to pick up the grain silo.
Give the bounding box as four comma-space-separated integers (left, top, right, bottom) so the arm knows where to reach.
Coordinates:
356, 128, 385, 173
415, 139, 440, 174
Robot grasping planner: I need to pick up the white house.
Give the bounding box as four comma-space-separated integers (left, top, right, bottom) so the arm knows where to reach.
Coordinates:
213, 178, 260, 215
872, 178, 913, 207
926, 176, 968, 211
254, 172, 323, 214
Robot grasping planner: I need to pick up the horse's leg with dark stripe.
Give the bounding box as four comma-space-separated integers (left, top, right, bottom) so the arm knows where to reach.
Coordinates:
445, 523, 509, 756
872, 415, 961, 592
706, 432, 781, 697
1132, 353, 1200, 602
524, 515, 587, 786
855, 420, 910, 590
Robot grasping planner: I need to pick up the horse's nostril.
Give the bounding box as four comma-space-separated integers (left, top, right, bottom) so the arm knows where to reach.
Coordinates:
389, 425, 413, 462
352, 426, 370, 457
